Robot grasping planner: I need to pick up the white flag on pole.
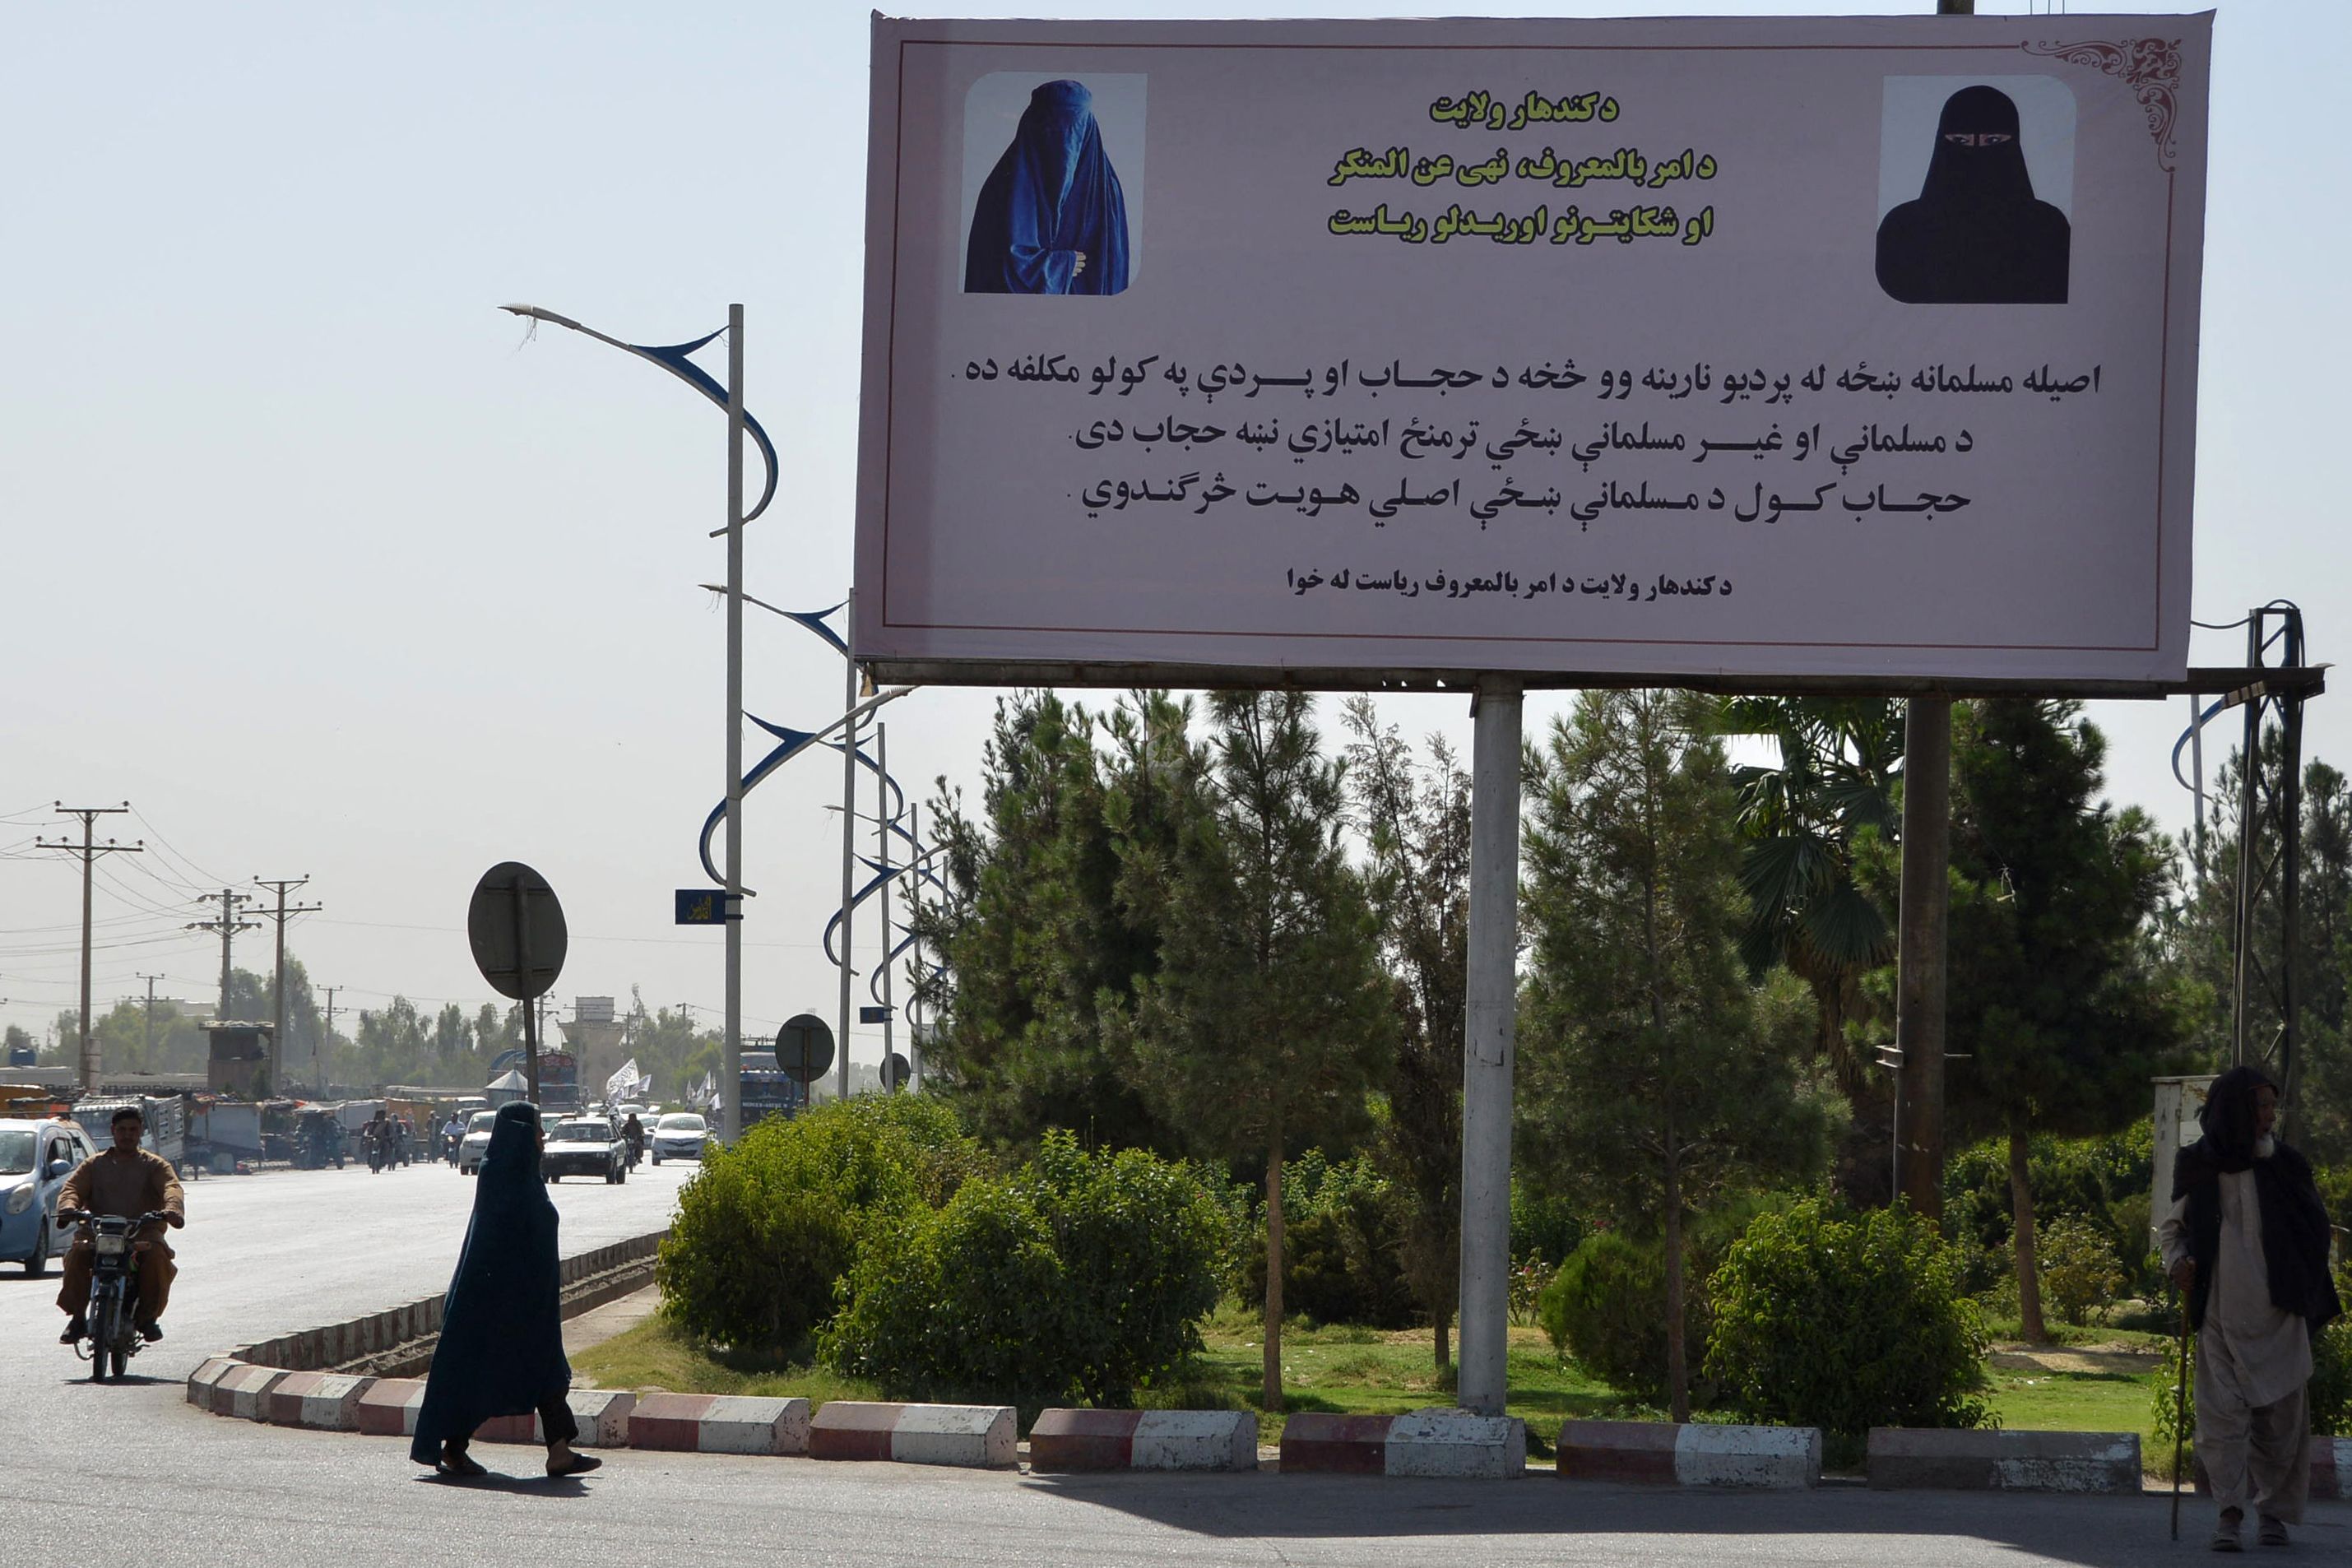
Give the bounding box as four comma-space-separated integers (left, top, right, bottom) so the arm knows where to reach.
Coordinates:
605, 1058, 641, 1105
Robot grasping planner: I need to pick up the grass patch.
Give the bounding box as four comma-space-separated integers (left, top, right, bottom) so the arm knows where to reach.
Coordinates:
1981, 1334, 2166, 1461
571, 1313, 884, 1406
574, 1296, 2176, 1466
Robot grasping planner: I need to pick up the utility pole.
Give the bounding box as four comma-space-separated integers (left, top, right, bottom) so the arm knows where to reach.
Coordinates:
252, 876, 322, 1095
128, 974, 181, 1072
188, 888, 260, 1032
36, 803, 141, 1092
319, 985, 341, 1094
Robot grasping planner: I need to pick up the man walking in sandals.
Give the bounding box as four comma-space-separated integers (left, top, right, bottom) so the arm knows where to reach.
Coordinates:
2159, 1066, 2340, 1550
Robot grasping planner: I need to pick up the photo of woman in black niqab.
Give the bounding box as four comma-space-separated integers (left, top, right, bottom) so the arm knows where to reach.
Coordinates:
409, 1102, 599, 1479
964, 79, 1130, 296
1876, 85, 2070, 304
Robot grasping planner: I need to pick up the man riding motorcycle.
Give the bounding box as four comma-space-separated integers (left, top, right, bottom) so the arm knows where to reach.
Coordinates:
621, 1112, 645, 1171
58, 1106, 185, 1344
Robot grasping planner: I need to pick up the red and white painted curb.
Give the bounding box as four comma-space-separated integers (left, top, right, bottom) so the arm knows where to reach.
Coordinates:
2309, 1437, 2352, 1500
1029, 1408, 1259, 1472
1867, 1427, 2141, 1492
474, 1389, 639, 1448
354, 1377, 426, 1437
627, 1393, 810, 1455
263, 1371, 378, 1432
810, 1401, 1017, 1468
1557, 1420, 1821, 1489
1280, 1410, 1525, 1478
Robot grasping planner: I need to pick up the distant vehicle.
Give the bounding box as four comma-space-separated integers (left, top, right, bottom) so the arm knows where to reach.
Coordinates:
5, 1041, 35, 1068
542, 1118, 626, 1185
292, 1108, 345, 1171
456, 1110, 499, 1176
0, 1117, 95, 1275
649, 1113, 707, 1166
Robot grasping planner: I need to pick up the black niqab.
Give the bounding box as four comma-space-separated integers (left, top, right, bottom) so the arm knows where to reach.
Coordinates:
409, 1102, 569, 1463
1876, 86, 2071, 304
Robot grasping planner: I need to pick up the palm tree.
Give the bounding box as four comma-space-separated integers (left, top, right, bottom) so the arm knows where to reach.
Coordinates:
1719, 696, 1903, 1096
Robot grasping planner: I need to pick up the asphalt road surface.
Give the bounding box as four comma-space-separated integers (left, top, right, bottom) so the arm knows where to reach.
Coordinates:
0, 1157, 2345, 1566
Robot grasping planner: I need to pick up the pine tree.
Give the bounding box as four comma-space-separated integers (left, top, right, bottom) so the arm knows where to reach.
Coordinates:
1940, 699, 2189, 1341
1117, 691, 1393, 1408
1519, 690, 1830, 1420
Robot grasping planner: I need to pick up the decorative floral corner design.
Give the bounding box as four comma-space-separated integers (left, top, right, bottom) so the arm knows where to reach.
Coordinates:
2021, 37, 2183, 170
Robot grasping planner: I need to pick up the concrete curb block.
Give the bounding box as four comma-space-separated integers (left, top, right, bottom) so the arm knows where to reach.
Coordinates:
187, 1357, 241, 1413
263, 1371, 378, 1431
1030, 1409, 1258, 1473
1281, 1411, 1526, 1479
810, 1401, 1018, 1468
216, 1363, 290, 1422
1558, 1420, 1821, 1489
1867, 1427, 2141, 1492
628, 1393, 810, 1455
2313, 1437, 2352, 1500
468, 1394, 636, 1447
355, 1377, 426, 1437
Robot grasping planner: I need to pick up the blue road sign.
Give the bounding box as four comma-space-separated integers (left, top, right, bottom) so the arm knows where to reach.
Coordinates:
860, 1005, 894, 1024
675, 888, 734, 925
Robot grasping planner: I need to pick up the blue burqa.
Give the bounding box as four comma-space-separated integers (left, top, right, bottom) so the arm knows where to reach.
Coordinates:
964, 80, 1130, 295
409, 1102, 569, 1463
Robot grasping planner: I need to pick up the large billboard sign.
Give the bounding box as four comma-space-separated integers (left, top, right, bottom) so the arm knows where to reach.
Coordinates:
856, 15, 2211, 689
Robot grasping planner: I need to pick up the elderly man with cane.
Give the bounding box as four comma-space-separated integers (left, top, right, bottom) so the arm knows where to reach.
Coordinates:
2159, 1066, 2340, 1551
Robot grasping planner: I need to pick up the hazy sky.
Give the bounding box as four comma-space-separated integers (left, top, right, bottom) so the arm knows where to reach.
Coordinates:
4, 2, 2342, 1079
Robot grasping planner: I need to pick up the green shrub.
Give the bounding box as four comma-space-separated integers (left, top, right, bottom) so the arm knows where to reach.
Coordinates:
656, 1095, 985, 1353
1536, 1201, 1774, 1403
2036, 1217, 2125, 1327
1539, 1232, 1681, 1400
1704, 1198, 1990, 1439
821, 1131, 1227, 1411
1242, 1148, 1416, 1328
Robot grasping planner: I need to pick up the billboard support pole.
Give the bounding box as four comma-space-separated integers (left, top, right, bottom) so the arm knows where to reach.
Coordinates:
1457, 679, 1523, 1417
1895, 695, 1951, 1218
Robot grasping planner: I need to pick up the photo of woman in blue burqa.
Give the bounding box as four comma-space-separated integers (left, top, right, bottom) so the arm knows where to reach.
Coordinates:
965, 79, 1130, 295
409, 1102, 598, 1479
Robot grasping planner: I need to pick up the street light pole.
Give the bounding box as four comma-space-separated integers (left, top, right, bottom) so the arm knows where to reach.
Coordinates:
499, 301, 781, 1142
838, 590, 858, 1102
723, 302, 745, 1147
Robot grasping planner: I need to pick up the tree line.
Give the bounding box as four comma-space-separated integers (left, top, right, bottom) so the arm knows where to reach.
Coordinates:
912, 686, 2335, 1415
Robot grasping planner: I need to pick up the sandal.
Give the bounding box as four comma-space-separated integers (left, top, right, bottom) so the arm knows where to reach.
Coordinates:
435, 1445, 488, 1479
2213, 1507, 2244, 1553
546, 1451, 602, 1478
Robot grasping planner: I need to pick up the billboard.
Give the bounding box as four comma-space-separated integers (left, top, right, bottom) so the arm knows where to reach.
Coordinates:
856, 16, 2211, 689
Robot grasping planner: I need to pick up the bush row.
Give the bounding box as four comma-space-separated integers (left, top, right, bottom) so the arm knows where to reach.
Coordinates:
657, 1099, 1230, 1411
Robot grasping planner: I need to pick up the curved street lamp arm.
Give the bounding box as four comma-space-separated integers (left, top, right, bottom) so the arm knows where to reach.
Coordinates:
500, 304, 781, 524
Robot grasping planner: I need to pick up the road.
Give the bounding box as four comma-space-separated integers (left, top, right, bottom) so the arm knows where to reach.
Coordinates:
0, 1158, 2342, 1566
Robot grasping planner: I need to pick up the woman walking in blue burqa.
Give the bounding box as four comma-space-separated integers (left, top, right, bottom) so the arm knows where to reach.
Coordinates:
965, 79, 1130, 295
410, 1102, 598, 1479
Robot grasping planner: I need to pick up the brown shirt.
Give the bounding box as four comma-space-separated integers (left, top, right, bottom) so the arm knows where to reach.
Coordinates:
62, 1147, 185, 1242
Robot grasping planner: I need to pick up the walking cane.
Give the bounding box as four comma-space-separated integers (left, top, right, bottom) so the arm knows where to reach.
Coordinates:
2171, 1280, 2191, 1543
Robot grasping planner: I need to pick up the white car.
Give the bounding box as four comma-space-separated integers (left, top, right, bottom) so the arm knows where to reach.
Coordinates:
457, 1110, 499, 1175
649, 1113, 707, 1165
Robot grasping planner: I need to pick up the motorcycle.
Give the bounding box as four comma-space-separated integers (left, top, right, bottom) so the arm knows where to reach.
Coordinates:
58, 1208, 173, 1383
